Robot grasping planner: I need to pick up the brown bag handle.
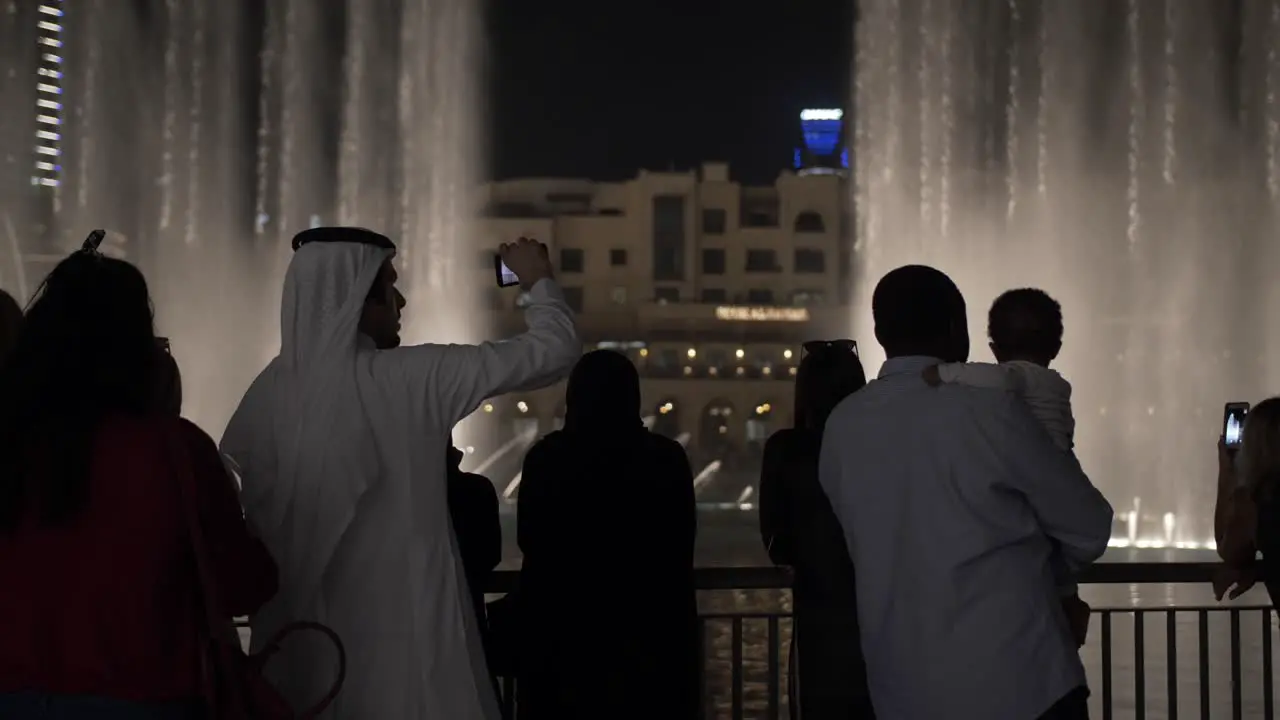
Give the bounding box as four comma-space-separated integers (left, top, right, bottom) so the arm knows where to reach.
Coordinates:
166, 423, 346, 717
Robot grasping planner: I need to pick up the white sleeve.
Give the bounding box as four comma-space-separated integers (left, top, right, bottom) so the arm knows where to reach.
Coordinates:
392, 278, 581, 427
1035, 401, 1076, 453
989, 393, 1113, 571
936, 362, 1017, 391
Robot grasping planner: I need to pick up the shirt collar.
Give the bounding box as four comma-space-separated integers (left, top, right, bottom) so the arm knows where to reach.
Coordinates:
878, 355, 944, 379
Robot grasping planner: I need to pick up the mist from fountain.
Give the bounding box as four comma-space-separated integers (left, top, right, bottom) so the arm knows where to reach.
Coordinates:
1, 0, 486, 441
853, 0, 1280, 544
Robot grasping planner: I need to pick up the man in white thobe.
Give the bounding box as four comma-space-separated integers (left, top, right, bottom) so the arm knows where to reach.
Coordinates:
220, 228, 579, 719
819, 265, 1114, 720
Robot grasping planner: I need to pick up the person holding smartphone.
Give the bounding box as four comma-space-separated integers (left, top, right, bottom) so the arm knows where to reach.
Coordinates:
221, 228, 579, 720
1214, 398, 1280, 603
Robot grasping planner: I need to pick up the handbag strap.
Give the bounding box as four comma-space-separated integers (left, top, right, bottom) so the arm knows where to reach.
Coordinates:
163, 422, 250, 718
165, 423, 231, 633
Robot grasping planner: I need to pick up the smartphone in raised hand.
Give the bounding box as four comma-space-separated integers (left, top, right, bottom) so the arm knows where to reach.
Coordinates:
1223, 401, 1250, 451
493, 254, 520, 288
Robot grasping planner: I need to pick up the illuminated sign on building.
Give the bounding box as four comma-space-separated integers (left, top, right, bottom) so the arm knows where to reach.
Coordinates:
795, 108, 845, 173
800, 108, 842, 157
800, 109, 843, 121
714, 306, 811, 322
32, 2, 64, 188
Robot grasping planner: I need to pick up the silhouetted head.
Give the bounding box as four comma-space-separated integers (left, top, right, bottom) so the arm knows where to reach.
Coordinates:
1240, 398, 1280, 500
0, 249, 159, 530
872, 265, 968, 362
563, 350, 641, 434
0, 289, 22, 362
794, 340, 867, 432
987, 288, 1063, 367
291, 227, 405, 350
153, 338, 182, 416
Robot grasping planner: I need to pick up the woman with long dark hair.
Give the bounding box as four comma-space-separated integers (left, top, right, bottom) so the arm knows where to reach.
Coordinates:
759, 340, 873, 719
0, 245, 277, 718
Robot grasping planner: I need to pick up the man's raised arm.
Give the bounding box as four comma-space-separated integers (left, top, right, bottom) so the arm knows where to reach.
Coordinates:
989, 393, 1114, 572
392, 239, 582, 427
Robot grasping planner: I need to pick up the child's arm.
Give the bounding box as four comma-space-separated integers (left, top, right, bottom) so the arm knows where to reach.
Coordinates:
924, 362, 1018, 390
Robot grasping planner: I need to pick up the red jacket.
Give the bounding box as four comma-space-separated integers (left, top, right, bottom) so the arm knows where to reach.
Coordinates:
0, 415, 278, 702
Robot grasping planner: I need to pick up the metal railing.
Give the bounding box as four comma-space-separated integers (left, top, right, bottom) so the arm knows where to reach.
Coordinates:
236, 563, 1274, 720
486, 564, 1276, 720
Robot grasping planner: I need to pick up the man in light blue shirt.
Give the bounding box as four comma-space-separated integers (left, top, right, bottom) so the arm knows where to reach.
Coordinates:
819, 266, 1113, 720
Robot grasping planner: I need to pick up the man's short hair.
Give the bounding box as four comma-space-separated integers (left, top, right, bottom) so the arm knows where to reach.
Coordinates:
987, 288, 1063, 359
872, 265, 965, 352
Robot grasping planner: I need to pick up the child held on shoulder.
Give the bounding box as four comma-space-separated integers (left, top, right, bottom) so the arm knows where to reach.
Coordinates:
922, 288, 1091, 646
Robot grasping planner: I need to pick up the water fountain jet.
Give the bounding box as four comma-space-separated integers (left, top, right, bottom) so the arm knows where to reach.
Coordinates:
854, 0, 1280, 542
0, 0, 488, 444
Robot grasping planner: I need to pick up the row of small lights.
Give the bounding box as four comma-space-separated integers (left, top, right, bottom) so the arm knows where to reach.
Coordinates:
638, 347, 800, 378
476, 347, 792, 417
477, 399, 776, 418
660, 401, 773, 417
640, 347, 797, 361
31, 2, 64, 188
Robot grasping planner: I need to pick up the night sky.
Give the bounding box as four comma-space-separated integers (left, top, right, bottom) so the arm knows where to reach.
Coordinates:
486, 0, 854, 184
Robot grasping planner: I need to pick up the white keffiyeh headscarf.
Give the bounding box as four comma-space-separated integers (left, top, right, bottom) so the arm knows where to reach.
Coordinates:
222, 239, 392, 614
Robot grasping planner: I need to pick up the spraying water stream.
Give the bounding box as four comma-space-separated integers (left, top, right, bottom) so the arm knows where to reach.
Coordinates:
854, 0, 1280, 544
0, 0, 486, 441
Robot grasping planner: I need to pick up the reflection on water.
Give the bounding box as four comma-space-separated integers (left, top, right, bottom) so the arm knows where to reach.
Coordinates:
501, 509, 1279, 719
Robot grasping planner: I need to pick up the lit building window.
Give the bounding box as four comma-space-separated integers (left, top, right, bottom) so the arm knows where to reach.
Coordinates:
32, 2, 64, 188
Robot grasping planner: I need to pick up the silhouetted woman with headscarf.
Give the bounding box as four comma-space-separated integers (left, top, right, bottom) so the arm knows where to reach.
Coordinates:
516, 350, 698, 719
759, 340, 873, 719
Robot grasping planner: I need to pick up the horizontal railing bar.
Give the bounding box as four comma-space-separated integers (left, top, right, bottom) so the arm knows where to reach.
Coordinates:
230, 563, 1269, 627
1103, 605, 1271, 612
479, 562, 1244, 594
234, 605, 1274, 629
698, 605, 1275, 622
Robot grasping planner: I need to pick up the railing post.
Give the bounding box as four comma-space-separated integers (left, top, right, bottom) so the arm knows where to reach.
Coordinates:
1135, 610, 1145, 720
1102, 611, 1113, 720
1198, 609, 1211, 720
1264, 608, 1274, 720
731, 617, 744, 720
767, 616, 780, 720
697, 617, 708, 720
1230, 609, 1242, 720
1166, 609, 1177, 720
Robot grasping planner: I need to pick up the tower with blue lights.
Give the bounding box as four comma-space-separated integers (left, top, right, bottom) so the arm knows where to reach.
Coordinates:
794, 108, 848, 174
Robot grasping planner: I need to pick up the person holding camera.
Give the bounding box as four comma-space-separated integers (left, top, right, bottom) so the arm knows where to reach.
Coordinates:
1213, 398, 1280, 604
221, 228, 580, 720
